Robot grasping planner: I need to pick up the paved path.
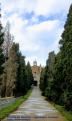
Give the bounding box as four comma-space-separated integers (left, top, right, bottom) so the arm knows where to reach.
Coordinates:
5, 87, 66, 121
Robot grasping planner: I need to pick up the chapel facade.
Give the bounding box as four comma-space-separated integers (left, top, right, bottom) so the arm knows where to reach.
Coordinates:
31, 61, 42, 85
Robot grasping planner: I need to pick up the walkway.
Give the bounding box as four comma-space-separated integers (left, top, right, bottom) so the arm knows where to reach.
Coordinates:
6, 87, 66, 121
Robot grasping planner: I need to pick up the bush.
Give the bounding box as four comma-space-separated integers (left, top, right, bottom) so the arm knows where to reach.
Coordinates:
64, 92, 72, 111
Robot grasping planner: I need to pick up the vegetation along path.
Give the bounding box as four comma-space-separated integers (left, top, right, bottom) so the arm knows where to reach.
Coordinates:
4, 87, 67, 121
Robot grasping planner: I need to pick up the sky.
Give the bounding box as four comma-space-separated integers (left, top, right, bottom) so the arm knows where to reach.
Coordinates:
1, 0, 72, 66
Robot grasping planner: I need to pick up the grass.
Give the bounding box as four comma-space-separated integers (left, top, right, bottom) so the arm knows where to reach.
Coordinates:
0, 90, 32, 120
53, 103, 72, 121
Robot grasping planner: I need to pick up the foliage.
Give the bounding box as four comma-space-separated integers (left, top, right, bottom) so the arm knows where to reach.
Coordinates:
0, 23, 5, 75
26, 62, 34, 89
0, 19, 33, 97
0, 22, 5, 96
40, 51, 55, 97
15, 55, 33, 96
39, 68, 45, 93
40, 4, 72, 111
2, 43, 19, 97
53, 104, 72, 121
54, 4, 72, 110
3, 21, 13, 59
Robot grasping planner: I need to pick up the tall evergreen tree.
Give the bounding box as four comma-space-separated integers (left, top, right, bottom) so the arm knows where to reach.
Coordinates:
40, 4, 72, 111
40, 59, 49, 96
46, 4, 72, 110
26, 62, 33, 89
0, 22, 5, 96
40, 52, 55, 98
58, 4, 72, 110
39, 68, 45, 93
16, 53, 28, 96
0, 23, 4, 74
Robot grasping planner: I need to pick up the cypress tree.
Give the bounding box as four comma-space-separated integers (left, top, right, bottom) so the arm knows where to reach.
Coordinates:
0, 22, 5, 96
51, 4, 72, 109
0, 23, 4, 74
26, 62, 33, 89
59, 4, 72, 110
40, 4, 72, 111
16, 53, 28, 96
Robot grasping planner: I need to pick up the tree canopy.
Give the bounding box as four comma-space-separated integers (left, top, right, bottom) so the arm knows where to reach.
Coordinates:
40, 4, 72, 111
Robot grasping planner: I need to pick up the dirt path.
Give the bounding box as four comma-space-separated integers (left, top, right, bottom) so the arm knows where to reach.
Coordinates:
4, 87, 67, 121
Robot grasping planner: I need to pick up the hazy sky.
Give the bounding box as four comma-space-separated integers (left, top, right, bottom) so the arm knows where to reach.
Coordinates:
1, 0, 72, 66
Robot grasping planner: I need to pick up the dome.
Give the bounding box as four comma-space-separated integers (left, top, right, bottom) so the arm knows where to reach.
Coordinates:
33, 60, 37, 66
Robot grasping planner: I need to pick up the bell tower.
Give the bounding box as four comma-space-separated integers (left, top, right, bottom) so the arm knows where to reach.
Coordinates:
33, 60, 37, 66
